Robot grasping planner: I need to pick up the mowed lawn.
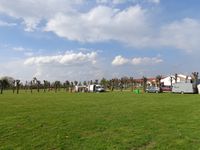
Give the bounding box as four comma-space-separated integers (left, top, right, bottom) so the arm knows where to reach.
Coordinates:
1, 91, 200, 150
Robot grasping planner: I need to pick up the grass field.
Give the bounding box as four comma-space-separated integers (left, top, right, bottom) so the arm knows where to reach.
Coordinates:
0, 91, 200, 150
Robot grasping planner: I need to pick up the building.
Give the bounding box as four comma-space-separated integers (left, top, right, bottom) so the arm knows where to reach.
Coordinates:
161, 74, 192, 86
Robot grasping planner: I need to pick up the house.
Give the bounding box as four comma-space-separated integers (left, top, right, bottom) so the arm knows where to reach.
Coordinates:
133, 78, 157, 87
161, 74, 192, 86
147, 78, 157, 86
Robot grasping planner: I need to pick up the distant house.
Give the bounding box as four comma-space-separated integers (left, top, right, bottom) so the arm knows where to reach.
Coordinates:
147, 78, 156, 86
133, 78, 157, 87
161, 74, 192, 86
133, 74, 192, 87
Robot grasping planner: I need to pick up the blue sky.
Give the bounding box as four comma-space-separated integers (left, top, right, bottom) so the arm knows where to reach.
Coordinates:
0, 0, 200, 82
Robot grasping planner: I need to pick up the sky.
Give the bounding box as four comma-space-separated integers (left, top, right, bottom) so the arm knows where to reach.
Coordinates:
0, 0, 200, 82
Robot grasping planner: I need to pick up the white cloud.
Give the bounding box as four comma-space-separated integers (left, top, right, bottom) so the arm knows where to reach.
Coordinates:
0, 0, 84, 31
0, 50, 104, 82
22, 51, 103, 81
131, 57, 163, 65
112, 55, 129, 66
12, 47, 26, 52
24, 51, 97, 66
45, 5, 150, 44
159, 18, 200, 52
11, 46, 35, 57
0, 20, 16, 27
43, 3, 200, 53
147, 0, 160, 4
96, 0, 160, 4
1, 1, 200, 54
112, 55, 163, 66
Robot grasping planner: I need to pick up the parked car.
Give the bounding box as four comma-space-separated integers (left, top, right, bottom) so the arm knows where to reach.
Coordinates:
88, 84, 105, 92
146, 86, 161, 93
95, 85, 105, 92
160, 86, 172, 92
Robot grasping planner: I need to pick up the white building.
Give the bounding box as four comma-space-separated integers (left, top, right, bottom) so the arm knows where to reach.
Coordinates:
161, 74, 192, 86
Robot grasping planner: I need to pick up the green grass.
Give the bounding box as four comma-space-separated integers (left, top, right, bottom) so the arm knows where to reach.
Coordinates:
0, 91, 200, 150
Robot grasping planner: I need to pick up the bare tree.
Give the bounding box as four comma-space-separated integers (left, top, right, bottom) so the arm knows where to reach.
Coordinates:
191, 72, 199, 93
170, 76, 173, 87
130, 77, 134, 92
37, 80, 41, 92
111, 79, 115, 91
175, 73, 178, 83
156, 75, 162, 87
16, 80, 20, 94
0, 79, 3, 94
74, 81, 78, 86
30, 81, 33, 93
94, 79, 98, 85
54, 81, 61, 93
66, 80, 70, 92
32, 77, 40, 92
43, 80, 48, 92
25, 81, 28, 93
12, 80, 16, 93
70, 82, 74, 93
120, 78, 124, 92
0, 77, 9, 94
142, 76, 147, 92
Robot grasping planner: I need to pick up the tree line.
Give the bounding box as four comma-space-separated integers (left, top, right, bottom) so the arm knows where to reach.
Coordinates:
0, 76, 148, 94
0, 72, 199, 94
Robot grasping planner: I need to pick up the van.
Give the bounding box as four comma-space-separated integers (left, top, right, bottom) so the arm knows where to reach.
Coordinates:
172, 82, 195, 94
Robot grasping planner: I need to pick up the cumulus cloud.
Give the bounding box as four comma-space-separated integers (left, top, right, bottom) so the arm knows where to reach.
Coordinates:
112, 56, 130, 66
24, 51, 97, 66
0, 0, 84, 31
22, 51, 104, 81
0, 58, 104, 82
112, 55, 163, 66
1, 0, 200, 53
45, 5, 150, 44
159, 18, 200, 52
